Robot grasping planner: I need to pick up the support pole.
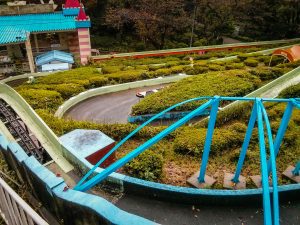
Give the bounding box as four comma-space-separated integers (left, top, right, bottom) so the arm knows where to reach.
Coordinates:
267, 102, 294, 175
256, 100, 272, 225
34, 34, 39, 53
198, 97, 220, 183
25, 33, 35, 73
260, 102, 279, 225
232, 103, 257, 183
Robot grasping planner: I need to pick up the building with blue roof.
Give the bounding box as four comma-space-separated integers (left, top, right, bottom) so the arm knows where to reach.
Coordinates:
35, 50, 74, 72
0, 0, 91, 74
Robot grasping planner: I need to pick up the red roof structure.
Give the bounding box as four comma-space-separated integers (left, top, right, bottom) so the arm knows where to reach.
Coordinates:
64, 0, 81, 8
272, 45, 300, 62
77, 7, 88, 21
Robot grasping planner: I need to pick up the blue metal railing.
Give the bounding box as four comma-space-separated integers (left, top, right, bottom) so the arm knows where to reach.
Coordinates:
74, 96, 300, 225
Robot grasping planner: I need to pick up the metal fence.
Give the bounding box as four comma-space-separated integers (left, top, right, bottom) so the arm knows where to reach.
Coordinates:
0, 177, 48, 225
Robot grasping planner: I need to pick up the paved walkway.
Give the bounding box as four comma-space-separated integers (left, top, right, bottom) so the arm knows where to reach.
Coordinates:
65, 84, 166, 124
116, 194, 300, 225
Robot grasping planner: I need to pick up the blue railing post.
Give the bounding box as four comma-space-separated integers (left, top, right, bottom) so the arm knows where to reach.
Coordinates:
293, 161, 300, 176
232, 103, 257, 183
260, 101, 280, 225
198, 96, 220, 183
267, 102, 294, 175
256, 99, 272, 225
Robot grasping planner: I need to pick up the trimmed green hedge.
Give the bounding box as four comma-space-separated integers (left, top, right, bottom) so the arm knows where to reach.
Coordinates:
36, 109, 166, 141
131, 70, 261, 115
173, 123, 246, 156
278, 83, 300, 98
17, 89, 63, 110
249, 67, 286, 81
244, 58, 259, 67
124, 149, 163, 181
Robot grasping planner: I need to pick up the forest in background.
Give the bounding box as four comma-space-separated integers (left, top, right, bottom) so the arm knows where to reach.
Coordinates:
1, 0, 300, 52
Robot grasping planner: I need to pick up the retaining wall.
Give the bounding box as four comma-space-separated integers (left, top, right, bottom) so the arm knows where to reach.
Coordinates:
0, 134, 157, 225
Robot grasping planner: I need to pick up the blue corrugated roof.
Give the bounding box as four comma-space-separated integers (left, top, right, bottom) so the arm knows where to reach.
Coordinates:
0, 27, 27, 44
35, 50, 74, 66
0, 12, 77, 45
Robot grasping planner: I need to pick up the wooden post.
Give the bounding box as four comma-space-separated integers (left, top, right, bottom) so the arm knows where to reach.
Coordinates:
34, 34, 39, 53
25, 33, 35, 73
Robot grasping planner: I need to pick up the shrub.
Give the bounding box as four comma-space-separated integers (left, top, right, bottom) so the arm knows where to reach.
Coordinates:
244, 58, 259, 67
148, 64, 168, 71
256, 55, 271, 63
169, 65, 186, 74
278, 83, 300, 98
36, 109, 166, 140
237, 53, 249, 61
250, 67, 289, 81
131, 70, 261, 115
101, 65, 124, 74
266, 55, 285, 67
208, 64, 225, 71
173, 125, 244, 156
105, 69, 148, 82
18, 89, 63, 110
52, 84, 85, 99
184, 65, 209, 75
124, 149, 163, 181
225, 62, 245, 70
88, 76, 109, 88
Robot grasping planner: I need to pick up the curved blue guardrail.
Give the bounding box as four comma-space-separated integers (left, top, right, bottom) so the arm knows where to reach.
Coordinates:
75, 96, 300, 225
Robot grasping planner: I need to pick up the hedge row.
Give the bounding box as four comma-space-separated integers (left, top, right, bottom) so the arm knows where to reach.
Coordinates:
36, 109, 166, 141
173, 123, 247, 156
278, 83, 300, 98
131, 70, 261, 115
124, 149, 164, 181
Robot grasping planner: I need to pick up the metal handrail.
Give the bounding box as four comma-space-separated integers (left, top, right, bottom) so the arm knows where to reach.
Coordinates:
0, 177, 49, 225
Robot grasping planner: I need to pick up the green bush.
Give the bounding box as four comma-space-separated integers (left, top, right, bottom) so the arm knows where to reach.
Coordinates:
101, 65, 124, 74
237, 53, 249, 61
88, 76, 109, 88
225, 62, 245, 70
256, 55, 271, 63
124, 150, 163, 181
244, 58, 259, 67
266, 55, 285, 67
52, 84, 85, 99
36, 109, 166, 140
184, 65, 209, 75
173, 125, 244, 156
148, 64, 168, 71
131, 70, 261, 115
208, 64, 225, 71
250, 66, 290, 81
278, 83, 300, 98
18, 89, 63, 110
105, 69, 148, 82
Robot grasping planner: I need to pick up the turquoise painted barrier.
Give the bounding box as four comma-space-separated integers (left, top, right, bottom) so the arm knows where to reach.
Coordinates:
128, 109, 210, 123
0, 134, 157, 225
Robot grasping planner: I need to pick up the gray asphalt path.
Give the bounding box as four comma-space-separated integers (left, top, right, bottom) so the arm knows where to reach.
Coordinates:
65, 84, 166, 124
116, 194, 300, 225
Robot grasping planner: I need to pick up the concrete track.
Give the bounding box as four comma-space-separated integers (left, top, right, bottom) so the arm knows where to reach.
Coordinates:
65, 84, 166, 124
116, 194, 300, 225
